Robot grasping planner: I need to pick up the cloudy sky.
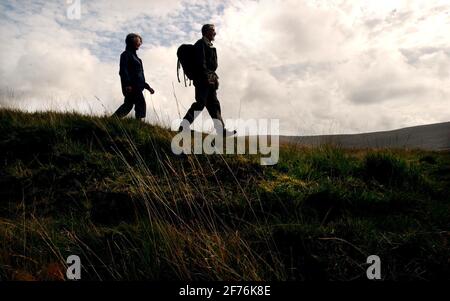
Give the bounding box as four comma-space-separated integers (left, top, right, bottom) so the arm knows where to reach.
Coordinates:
1, 0, 449, 135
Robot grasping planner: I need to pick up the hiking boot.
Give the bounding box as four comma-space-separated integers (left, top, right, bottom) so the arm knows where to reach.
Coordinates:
222, 129, 237, 137
178, 120, 191, 132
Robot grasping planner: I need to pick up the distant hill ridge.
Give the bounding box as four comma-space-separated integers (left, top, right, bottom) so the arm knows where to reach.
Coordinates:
280, 122, 450, 150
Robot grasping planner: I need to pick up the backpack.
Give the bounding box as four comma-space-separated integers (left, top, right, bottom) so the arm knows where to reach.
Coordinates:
177, 44, 197, 86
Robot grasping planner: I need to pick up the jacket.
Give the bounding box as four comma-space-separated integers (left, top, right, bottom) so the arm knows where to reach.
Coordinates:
194, 37, 218, 85
119, 46, 149, 95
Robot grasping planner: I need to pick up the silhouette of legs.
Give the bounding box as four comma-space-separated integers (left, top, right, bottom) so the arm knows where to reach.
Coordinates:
204, 88, 224, 130
113, 90, 146, 119
182, 83, 224, 131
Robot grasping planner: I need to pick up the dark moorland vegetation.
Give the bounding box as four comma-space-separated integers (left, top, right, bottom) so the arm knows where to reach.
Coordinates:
1, 109, 449, 280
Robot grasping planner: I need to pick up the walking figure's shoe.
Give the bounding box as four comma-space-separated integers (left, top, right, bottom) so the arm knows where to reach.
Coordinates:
223, 129, 237, 137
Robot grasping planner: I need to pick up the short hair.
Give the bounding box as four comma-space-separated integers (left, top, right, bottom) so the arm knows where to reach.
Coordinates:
201, 24, 215, 36
125, 33, 142, 47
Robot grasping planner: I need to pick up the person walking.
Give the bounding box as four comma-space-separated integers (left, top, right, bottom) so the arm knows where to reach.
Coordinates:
113, 33, 155, 120
179, 24, 235, 136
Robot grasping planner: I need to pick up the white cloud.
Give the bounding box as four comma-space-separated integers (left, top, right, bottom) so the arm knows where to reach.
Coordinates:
1, 0, 449, 135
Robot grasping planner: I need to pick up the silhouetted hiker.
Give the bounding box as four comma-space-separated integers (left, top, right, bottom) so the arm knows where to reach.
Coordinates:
113, 33, 155, 120
178, 24, 236, 136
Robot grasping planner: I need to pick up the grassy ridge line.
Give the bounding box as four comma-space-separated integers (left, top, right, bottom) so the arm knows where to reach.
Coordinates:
0, 108, 449, 281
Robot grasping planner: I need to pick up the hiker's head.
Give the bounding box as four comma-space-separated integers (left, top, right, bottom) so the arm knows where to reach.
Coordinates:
202, 24, 216, 42
125, 33, 142, 50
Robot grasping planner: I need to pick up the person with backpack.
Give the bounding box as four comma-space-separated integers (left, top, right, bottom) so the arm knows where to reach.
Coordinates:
178, 24, 236, 136
113, 33, 155, 120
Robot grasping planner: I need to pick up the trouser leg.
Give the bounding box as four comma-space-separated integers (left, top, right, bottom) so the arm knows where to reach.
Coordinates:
113, 96, 133, 118
181, 84, 208, 124
205, 87, 225, 131
134, 90, 146, 119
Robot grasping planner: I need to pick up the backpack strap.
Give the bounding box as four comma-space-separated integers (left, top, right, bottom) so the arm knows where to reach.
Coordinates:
177, 59, 181, 83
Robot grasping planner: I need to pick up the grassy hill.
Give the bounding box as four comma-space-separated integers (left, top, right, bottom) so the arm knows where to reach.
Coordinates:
0, 108, 449, 281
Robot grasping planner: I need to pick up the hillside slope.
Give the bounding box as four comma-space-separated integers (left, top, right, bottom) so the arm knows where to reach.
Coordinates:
0, 109, 449, 281
281, 122, 450, 150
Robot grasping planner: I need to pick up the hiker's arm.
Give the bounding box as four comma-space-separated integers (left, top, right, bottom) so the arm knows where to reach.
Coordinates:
145, 82, 155, 94
119, 53, 132, 89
